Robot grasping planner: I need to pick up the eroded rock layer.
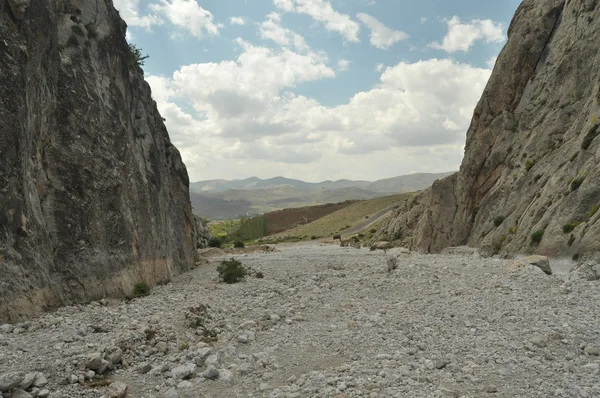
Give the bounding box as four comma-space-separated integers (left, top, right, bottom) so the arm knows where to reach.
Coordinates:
0, 0, 205, 321
379, 0, 600, 257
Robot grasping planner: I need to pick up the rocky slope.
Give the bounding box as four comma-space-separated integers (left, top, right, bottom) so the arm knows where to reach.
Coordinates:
0, 0, 208, 322
0, 244, 599, 397
378, 0, 600, 257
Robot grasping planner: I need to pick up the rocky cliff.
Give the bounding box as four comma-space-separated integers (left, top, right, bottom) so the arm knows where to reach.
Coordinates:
378, 0, 600, 258
0, 0, 209, 322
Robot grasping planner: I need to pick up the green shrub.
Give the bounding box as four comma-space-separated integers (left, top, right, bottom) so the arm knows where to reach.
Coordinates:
217, 258, 247, 284
255, 272, 264, 279
357, 233, 365, 238
178, 341, 190, 351
493, 215, 506, 227
525, 159, 536, 171
562, 222, 581, 233
352, 236, 360, 243
573, 253, 580, 261
570, 152, 579, 162
570, 177, 585, 191
588, 204, 599, 218
310, 235, 317, 240
233, 240, 245, 248
369, 228, 377, 234
129, 43, 149, 67
530, 229, 545, 245
133, 282, 150, 296
208, 237, 222, 248
581, 124, 599, 150
508, 226, 517, 234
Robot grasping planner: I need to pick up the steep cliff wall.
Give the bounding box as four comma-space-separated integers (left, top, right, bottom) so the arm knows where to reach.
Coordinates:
0, 0, 207, 322
379, 0, 600, 257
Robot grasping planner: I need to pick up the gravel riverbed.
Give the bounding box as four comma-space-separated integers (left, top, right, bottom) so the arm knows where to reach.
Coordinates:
1, 242, 599, 398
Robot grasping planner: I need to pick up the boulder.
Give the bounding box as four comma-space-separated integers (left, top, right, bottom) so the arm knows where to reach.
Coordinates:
508, 256, 552, 275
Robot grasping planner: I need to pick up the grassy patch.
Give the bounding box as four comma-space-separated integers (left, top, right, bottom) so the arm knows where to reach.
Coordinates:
525, 159, 536, 172
530, 229, 545, 246
570, 152, 579, 162
133, 282, 150, 297
562, 222, 581, 233
588, 204, 599, 218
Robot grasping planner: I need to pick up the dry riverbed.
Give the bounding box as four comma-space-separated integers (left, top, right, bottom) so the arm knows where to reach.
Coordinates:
1, 243, 599, 398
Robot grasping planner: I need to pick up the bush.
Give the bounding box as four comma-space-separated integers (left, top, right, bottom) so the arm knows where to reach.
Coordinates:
217, 258, 247, 284
255, 272, 264, 279
370, 228, 377, 234
530, 229, 545, 245
352, 236, 360, 243
493, 216, 506, 227
525, 159, 536, 171
208, 237, 222, 248
570, 152, 579, 162
233, 240, 245, 248
570, 177, 585, 191
129, 43, 149, 67
133, 282, 150, 296
588, 204, 599, 218
358, 233, 365, 238
562, 222, 581, 233
310, 235, 317, 240
508, 226, 517, 234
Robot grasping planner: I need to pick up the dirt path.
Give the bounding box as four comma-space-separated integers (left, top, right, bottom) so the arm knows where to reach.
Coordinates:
0, 244, 599, 398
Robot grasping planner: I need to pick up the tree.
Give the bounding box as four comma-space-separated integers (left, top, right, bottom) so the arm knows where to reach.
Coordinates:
128, 43, 149, 67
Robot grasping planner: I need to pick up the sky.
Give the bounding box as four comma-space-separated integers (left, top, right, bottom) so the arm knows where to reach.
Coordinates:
113, 0, 522, 182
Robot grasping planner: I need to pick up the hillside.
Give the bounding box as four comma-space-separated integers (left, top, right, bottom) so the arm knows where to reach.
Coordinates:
191, 172, 452, 219
268, 193, 414, 240
263, 201, 358, 235
377, 0, 600, 258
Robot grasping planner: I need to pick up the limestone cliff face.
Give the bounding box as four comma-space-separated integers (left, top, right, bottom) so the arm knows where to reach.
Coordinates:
379, 0, 600, 257
0, 0, 208, 322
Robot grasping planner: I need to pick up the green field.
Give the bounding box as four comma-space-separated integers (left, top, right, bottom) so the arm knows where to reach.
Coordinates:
269, 192, 414, 240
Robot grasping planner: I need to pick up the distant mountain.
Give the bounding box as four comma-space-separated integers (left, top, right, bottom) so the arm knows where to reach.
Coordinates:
190, 172, 453, 194
190, 172, 455, 220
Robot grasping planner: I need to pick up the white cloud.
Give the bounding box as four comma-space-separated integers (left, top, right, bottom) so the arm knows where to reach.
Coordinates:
431, 16, 504, 53
420, 17, 428, 24
274, 0, 361, 43
113, 0, 162, 28
149, 0, 220, 38
337, 58, 350, 71
356, 13, 408, 50
375, 63, 384, 72
259, 13, 310, 52
230, 17, 246, 25
486, 56, 498, 69
149, 53, 491, 180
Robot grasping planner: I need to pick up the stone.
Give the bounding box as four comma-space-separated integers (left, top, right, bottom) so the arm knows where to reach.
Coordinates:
107, 381, 128, 398
177, 381, 192, 389
508, 256, 552, 275
108, 348, 124, 364
37, 390, 50, 398
0, 372, 24, 392
171, 363, 196, 380
0, 325, 14, 333
19, 373, 36, 390
10, 389, 32, 398
156, 342, 168, 353
32, 373, 47, 388
164, 387, 179, 398
219, 369, 234, 385
87, 353, 104, 370
138, 363, 153, 374
237, 334, 249, 344
485, 384, 498, 394
435, 360, 449, 369
584, 346, 600, 356
6, 0, 30, 20
201, 365, 219, 380
205, 354, 219, 367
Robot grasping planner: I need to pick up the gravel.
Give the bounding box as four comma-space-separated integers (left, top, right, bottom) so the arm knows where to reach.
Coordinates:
0, 242, 599, 397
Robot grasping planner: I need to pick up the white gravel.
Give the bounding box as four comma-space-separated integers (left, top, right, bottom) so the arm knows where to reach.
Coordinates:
1, 242, 600, 398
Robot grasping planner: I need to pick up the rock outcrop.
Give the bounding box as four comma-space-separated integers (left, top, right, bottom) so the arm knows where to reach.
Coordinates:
0, 0, 209, 322
378, 0, 600, 258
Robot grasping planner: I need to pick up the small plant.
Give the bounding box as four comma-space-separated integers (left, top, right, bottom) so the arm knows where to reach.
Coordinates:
572, 253, 580, 261
562, 222, 581, 233
358, 233, 365, 238
133, 282, 150, 297
581, 124, 599, 150
493, 216, 506, 227
179, 341, 190, 351
570, 176, 585, 191
386, 256, 398, 273
208, 237, 222, 248
570, 152, 579, 162
310, 235, 317, 240
525, 159, 536, 172
370, 228, 377, 234
508, 226, 517, 234
233, 240, 245, 248
217, 258, 247, 284
255, 272, 264, 279
530, 229, 545, 246
129, 43, 149, 67
568, 234, 575, 247
352, 236, 360, 243
588, 204, 599, 218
